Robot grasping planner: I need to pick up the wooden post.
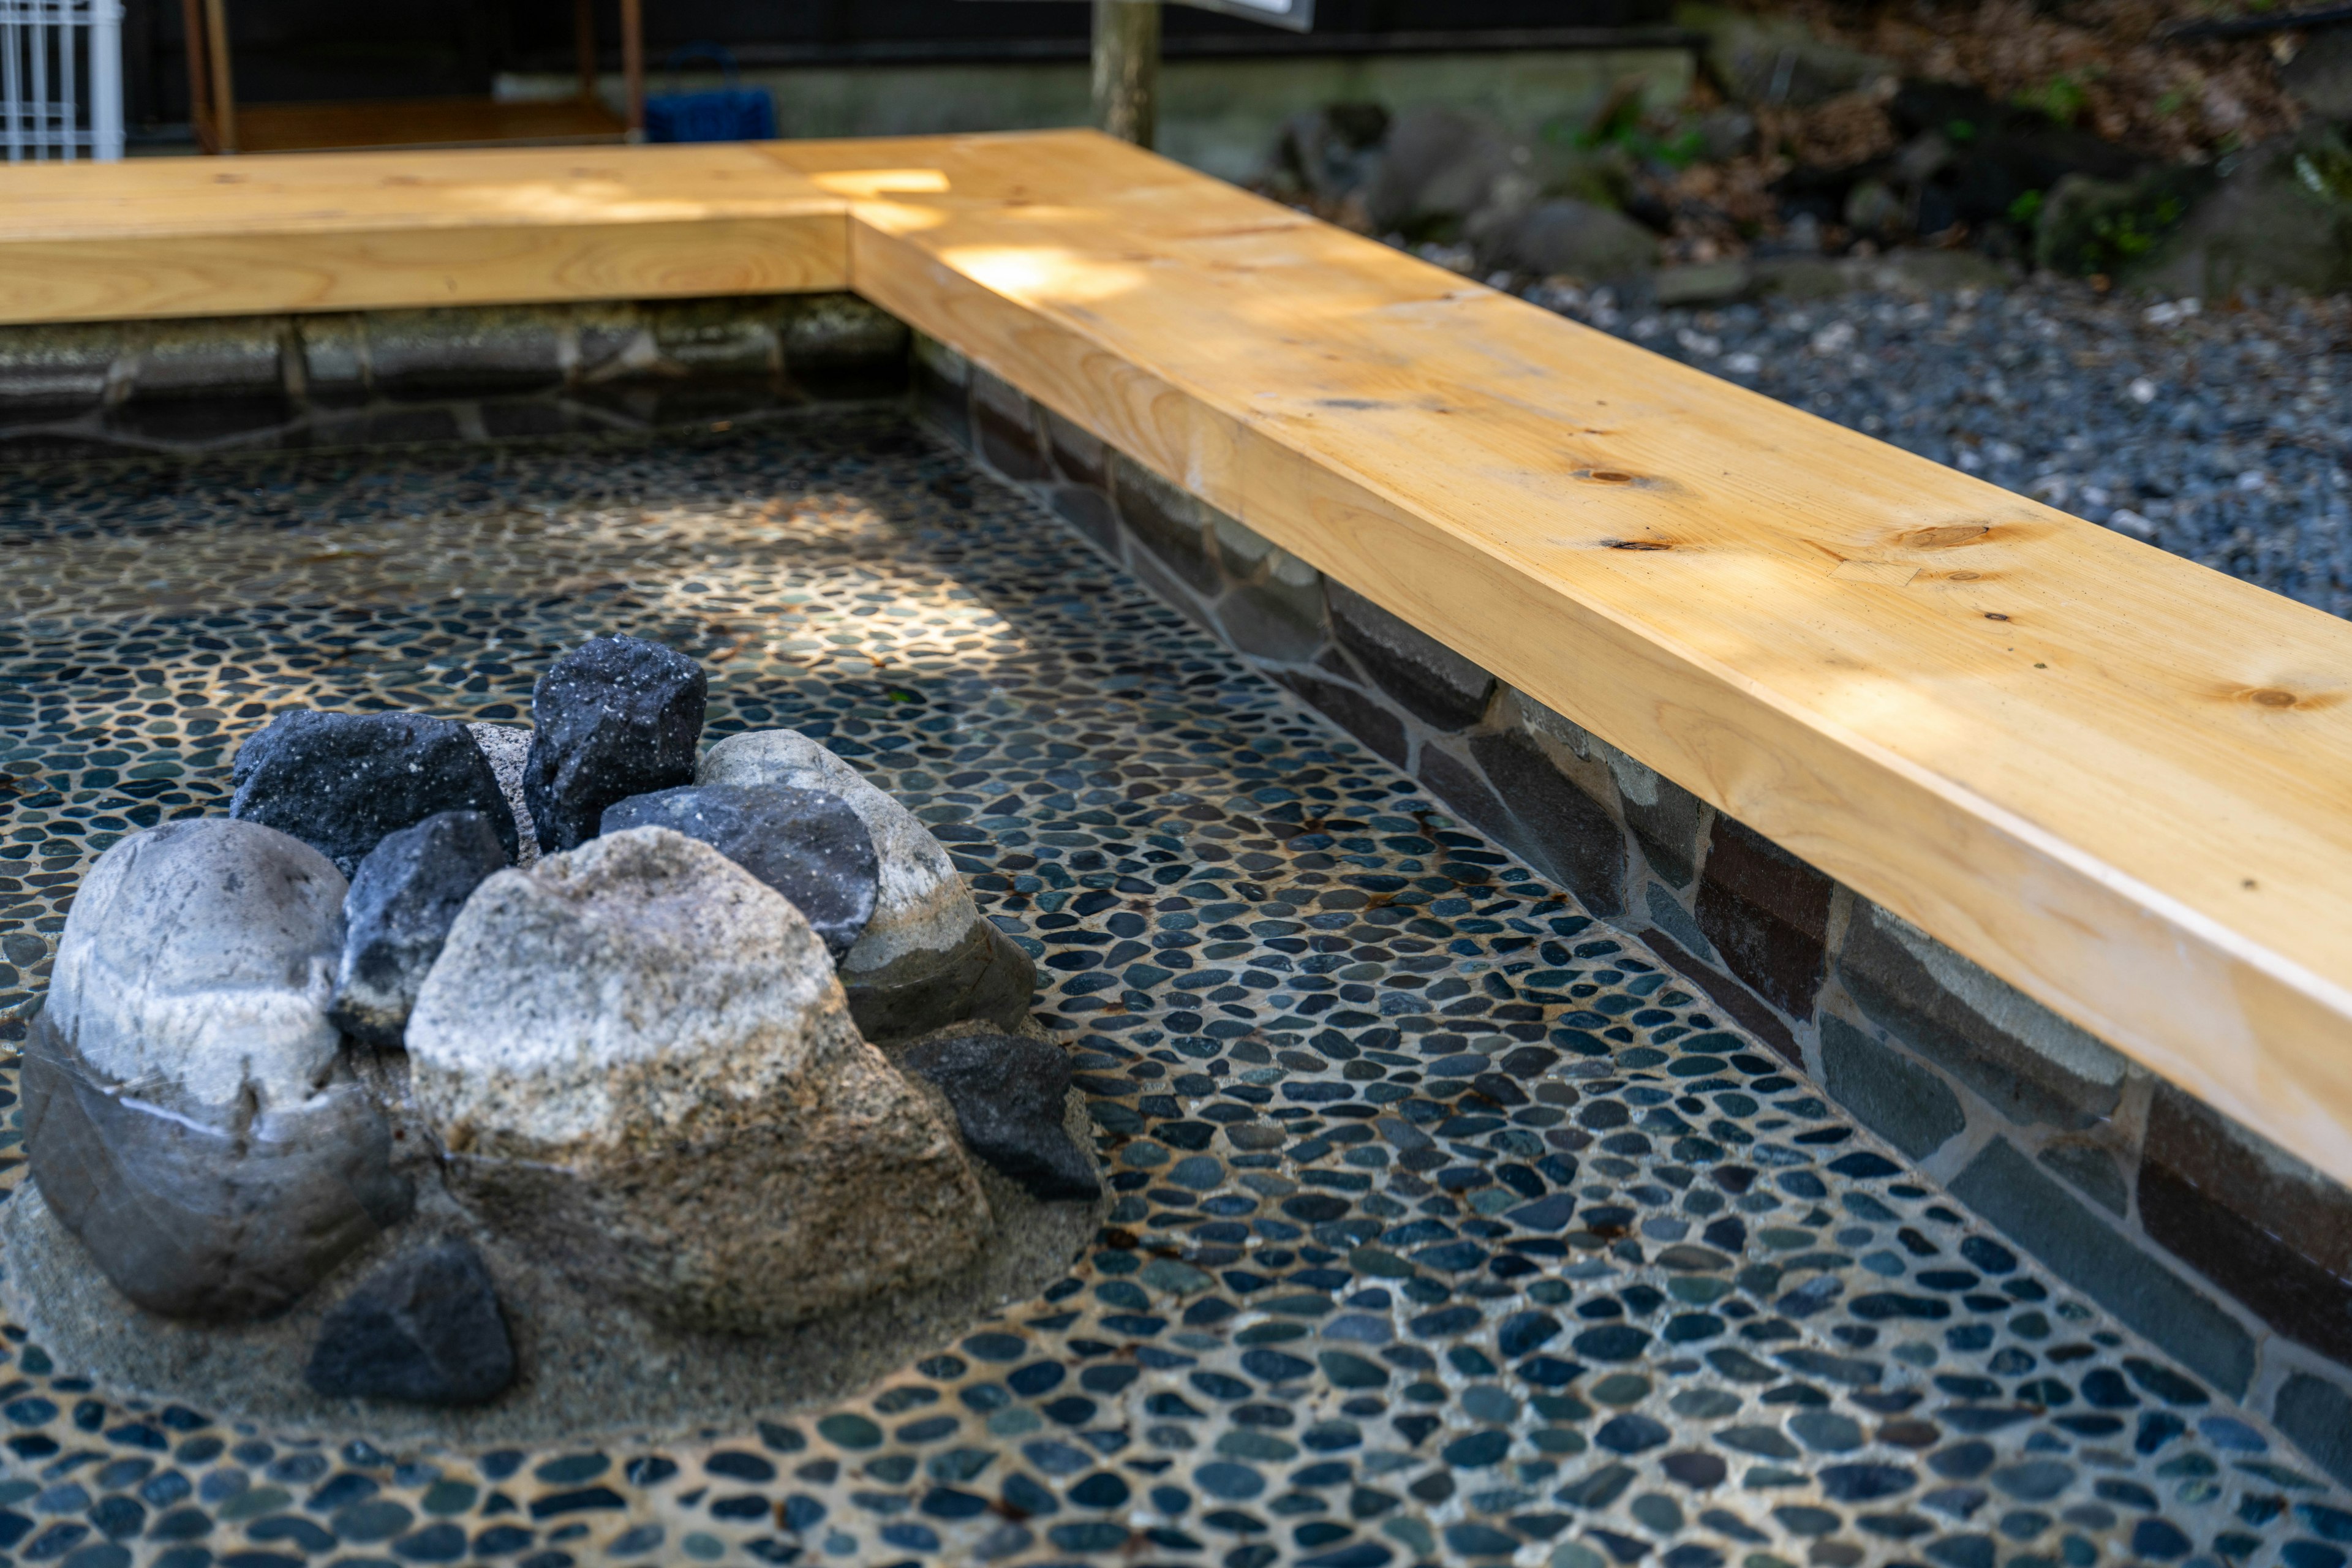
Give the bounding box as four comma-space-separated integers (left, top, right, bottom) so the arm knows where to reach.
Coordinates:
1090, 0, 1159, 149
573, 0, 597, 104
202, 0, 236, 153
620, 0, 644, 138
179, 0, 212, 151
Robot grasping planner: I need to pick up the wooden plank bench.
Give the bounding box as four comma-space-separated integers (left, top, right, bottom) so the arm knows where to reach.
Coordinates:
6, 131, 2350, 1193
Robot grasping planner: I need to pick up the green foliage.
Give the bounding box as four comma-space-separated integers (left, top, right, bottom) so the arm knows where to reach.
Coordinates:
2018, 72, 2091, 127
2293, 143, 2352, 205
2076, 195, 2188, 271
2007, 189, 2045, 225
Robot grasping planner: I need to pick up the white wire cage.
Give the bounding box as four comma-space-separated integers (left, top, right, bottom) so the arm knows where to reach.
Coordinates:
1, 0, 123, 160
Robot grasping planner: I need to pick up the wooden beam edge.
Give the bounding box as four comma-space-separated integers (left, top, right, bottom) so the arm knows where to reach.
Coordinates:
838, 208, 2352, 1188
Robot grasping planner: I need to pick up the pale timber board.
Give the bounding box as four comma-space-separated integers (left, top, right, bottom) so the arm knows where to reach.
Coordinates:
764, 132, 2352, 1185
0, 145, 846, 323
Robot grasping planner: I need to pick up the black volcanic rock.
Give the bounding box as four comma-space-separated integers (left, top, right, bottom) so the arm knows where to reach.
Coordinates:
600, 783, 878, 960
328, 810, 511, 1046
230, 710, 518, 876
306, 1240, 516, 1406
522, 636, 707, 853
898, 1028, 1101, 1202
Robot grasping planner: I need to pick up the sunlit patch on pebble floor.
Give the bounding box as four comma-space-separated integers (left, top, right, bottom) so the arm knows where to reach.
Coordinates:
0, 408, 2346, 1568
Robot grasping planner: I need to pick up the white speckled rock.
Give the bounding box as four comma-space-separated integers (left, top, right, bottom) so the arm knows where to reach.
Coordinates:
406, 825, 990, 1332
26, 818, 412, 1321
698, 729, 1035, 1039
47, 817, 346, 1106
466, 722, 540, 865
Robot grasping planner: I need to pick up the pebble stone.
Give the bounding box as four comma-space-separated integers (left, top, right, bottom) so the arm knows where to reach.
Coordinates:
328, 808, 511, 1047
899, 1027, 1103, 1201
228, 707, 518, 875
599, 782, 879, 961
523, 634, 707, 853
305, 1240, 516, 1407
0, 409, 2342, 1567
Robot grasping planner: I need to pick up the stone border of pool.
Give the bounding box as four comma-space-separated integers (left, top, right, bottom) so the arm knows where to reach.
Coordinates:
0, 296, 907, 461
903, 330, 2352, 1491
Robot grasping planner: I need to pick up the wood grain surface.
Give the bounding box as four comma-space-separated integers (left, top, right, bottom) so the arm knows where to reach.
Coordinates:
764, 131, 2352, 1185
0, 145, 845, 322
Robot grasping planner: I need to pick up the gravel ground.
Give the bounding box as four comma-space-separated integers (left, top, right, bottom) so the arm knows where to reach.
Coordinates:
1533, 279, 2352, 617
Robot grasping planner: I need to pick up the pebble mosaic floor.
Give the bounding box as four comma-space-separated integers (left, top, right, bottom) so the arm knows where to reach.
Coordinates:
1, 409, 2347, 1568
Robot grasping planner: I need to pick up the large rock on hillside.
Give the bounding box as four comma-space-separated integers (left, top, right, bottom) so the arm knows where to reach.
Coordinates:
523, 636, 707, 853
2130, 127, 2352, 298
1474, 198, 1660, 284
25, 818, 413, 1322
406, 826, 990, 1333
600, 783, 878, 960
328, 810, 511, 1047
698, 730, 1035, 1039
230, 710, 518, 876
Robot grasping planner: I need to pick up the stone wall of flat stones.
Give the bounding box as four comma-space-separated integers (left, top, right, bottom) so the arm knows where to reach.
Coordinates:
0, 295, 909, 459
910, 329, 2352, 1489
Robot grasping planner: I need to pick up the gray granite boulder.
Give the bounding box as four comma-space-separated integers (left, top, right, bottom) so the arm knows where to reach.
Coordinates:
328, 810, 511, 1047
899, 1028, 1101, 1202
24, 818, 413, 1322
306, 1240, 515, 1406
600, 783, 878, 960
698, 730, 1035, 1039
406, 826, 990, 1333
523, 636, 706, 853
229, 709, 518, 876
466, 722, 540, 864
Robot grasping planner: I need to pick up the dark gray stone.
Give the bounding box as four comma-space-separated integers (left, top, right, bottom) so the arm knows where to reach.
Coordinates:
1695, 815, 1831, 1022
898, 1028, 1101, 1201
972, 369, 1049, 481
1819, 1015, 1965, 1159
2284, 26, 2352, 121
305, 1240, 516, 1406
1046, 483, 1120, 557
1275, 671, 1408, 767
2037, 1140, 2128, 1216
845, 917, 1036, 1041
1644, 883, 1716, 963
1325, 578, 1494, 729
2274, 1372, 2352, 1489
913, 336, 971, 447
1217, 578, 1327, 665
25, 1010, 412, 1322
523, 635, 707, 853
328, 810, 511, 1047
230, 709, 517, 877
26, 818, 413, 1322
1839, 899, 2124, 1131
601, 783, 878, 960
1042, 406, 1108, 489
1111, 454, 1221, 596
1614, 758, 1708, 891
2134, 126, 2352, 298
1363, 106, 1515, 235
1949, 1137, 2253, 1398
1476, 198, 1660, 282
1465, 727, 1627, 918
